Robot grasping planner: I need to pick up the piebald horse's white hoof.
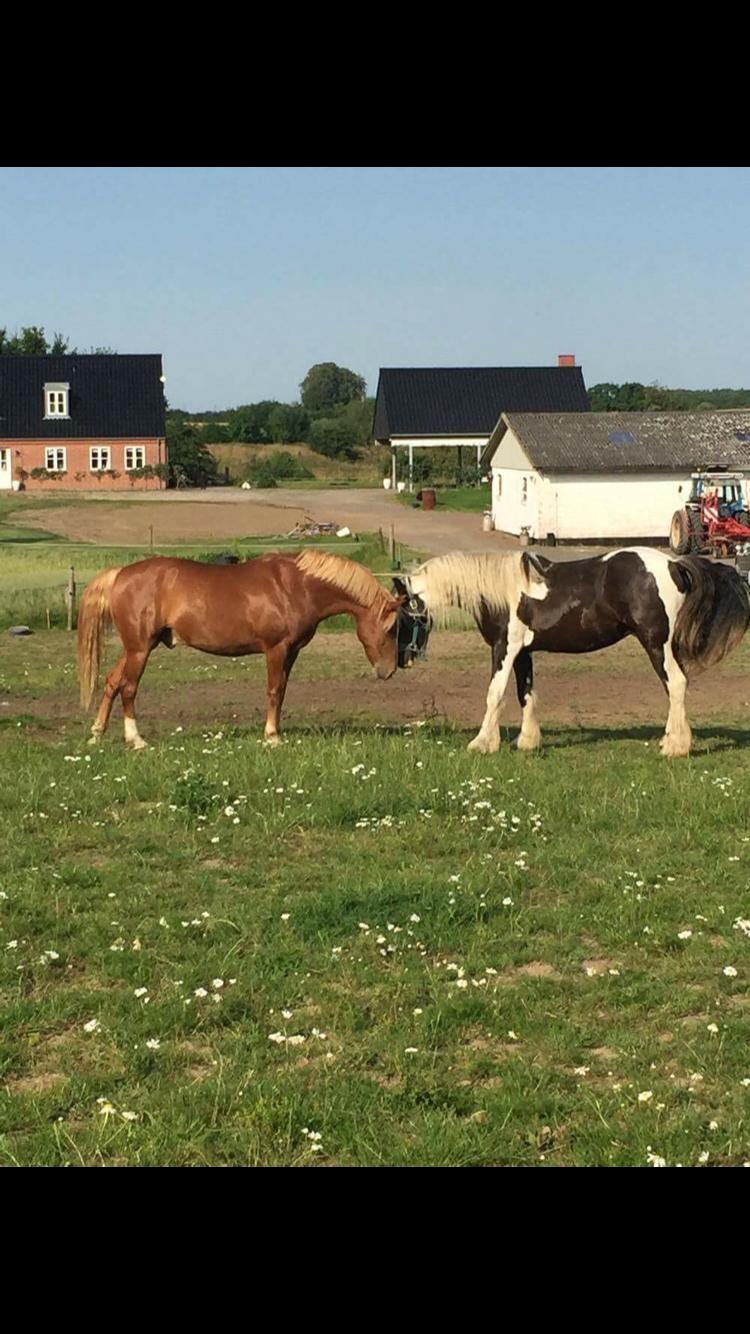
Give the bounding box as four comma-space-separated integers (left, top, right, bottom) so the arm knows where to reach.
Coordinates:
468, 733, 500, 755
127, 736, 148, 752
516, 732, 541, 752
660, 733, 691, 759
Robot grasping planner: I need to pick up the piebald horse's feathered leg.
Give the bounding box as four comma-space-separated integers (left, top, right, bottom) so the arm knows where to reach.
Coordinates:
468, 613, 528, 753
514, 648, 541, 751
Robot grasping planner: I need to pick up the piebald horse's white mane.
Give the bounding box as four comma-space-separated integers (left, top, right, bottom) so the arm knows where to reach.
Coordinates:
405, 551, 548, 625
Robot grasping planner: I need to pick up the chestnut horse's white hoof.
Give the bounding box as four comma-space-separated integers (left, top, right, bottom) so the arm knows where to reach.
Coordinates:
264, 733, 282, 747
88, 732, 102, 747
468, 732, 500, 755
127, 736, 148, 751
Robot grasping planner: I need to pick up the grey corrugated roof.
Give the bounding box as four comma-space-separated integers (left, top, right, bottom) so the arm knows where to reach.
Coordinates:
484, 411, 750, 474
0, 355, 166, 439
373, 366, 589, 439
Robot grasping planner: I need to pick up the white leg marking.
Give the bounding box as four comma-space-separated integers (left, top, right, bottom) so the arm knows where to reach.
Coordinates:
469, 620, 528, 754
517, 689, 542, 751
613, 549, 692, 758
124, 717, 147, 750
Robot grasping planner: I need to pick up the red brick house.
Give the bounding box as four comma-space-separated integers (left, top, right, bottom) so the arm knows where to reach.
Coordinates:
0, 354, 167, 492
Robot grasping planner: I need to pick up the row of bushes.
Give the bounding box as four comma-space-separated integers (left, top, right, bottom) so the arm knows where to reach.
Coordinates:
241, 451, 313, 488
16, 464, 166, 485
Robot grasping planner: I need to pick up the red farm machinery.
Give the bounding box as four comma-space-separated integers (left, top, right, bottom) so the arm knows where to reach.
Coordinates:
669, 473, 750, 579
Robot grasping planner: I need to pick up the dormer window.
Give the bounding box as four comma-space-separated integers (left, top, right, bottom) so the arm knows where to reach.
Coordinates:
44, 382, 69, 418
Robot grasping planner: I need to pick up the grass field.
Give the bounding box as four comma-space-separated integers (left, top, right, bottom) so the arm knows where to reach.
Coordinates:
398, 486, 491, 513
2, 497, 748, 1167
1, 618, 750, 1166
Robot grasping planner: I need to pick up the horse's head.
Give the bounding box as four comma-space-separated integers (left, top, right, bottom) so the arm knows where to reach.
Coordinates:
392, 577, 432, 669
355, 591, 406, 680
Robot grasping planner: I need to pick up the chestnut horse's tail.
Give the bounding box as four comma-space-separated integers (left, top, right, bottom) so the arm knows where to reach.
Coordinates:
78, 568, 122, 709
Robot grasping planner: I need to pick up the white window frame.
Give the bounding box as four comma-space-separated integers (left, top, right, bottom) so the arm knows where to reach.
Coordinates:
124, 445, 146, 471
89, 446, 111, 472
45, 447, 67, 472
44, 384, 70, 419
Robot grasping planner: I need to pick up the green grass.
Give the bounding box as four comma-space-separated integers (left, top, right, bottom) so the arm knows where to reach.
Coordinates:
1, 631, 749, 1166
0, 531, 410, 631
397, 486, 490, 512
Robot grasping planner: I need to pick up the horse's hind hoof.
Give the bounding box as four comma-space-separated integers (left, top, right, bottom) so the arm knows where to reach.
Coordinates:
516, 733, 541, 752
87, 733, 102, 747
264, 734, 282, 747
127, 737, 148, 752
468, 734, 500, 755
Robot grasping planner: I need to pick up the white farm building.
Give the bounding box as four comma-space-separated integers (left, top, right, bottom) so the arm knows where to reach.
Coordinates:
481, 411, 750, 543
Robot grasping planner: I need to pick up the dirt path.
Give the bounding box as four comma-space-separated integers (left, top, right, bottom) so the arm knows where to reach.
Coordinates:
12, 488, 523, 555
6, 632, 750, 744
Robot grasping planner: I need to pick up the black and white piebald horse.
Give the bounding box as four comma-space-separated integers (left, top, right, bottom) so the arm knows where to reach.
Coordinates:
395, 548, 750, 757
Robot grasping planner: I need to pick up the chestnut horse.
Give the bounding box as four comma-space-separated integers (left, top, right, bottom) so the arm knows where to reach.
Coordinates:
78, 551, 410, 748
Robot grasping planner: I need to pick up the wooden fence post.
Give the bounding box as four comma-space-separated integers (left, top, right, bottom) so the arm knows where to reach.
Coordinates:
66, 567, 76, 631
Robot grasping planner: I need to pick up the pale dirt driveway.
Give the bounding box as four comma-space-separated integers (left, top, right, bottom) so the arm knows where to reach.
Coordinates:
15, 487, 611, 559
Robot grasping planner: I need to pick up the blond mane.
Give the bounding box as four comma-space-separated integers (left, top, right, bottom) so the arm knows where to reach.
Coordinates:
409, 551, 539, 625
295, 550, 392, 609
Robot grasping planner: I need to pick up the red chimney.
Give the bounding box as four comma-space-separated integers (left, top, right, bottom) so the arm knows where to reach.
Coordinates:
558, 354, 576, 368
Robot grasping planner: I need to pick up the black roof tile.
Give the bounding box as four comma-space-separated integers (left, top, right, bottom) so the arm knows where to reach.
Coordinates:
0, 355, 166, 439
373, 366, 589, 439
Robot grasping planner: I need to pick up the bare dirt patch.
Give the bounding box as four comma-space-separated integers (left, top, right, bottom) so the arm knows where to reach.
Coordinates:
18, 499, 310, 544
5, 630, 750, 743
5, 1071, 68, 1096
515, 962, 560, 979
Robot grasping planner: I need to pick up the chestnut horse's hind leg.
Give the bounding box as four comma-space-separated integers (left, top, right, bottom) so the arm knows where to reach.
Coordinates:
263, 642, 300, 744
120, 648, 152, 750
88, 653, 127, 745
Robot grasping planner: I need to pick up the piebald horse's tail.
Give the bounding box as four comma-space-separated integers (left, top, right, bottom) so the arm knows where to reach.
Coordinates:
77, 568, 122, 708
672, 556, 750, 676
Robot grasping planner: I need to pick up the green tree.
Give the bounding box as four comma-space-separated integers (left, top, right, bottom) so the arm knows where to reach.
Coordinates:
267, 403, 309, 443
0, 325, 70, 355
166, 422, 218, 487
229, 401, 282, 443
300, 362, 366, 412
0, 327, 120, 355
309, 416, 359, 460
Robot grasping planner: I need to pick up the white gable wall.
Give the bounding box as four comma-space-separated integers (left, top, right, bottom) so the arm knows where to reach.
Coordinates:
536, 473, 693, 541
488, 425, 702, 539
488, 426, 542, 536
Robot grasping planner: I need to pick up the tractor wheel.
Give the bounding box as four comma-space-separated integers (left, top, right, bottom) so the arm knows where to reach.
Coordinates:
669, 510, 691, 554
686, 508, 705, 553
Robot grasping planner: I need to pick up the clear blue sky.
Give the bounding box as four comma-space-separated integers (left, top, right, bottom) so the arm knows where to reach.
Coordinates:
2, 166, 748, 411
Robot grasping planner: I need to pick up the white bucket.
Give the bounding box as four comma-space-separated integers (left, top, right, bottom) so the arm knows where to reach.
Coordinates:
382, 478, 392, 490
482, 510, 494, 532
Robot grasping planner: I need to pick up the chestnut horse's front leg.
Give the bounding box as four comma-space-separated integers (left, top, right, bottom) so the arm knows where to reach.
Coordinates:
88, 653, 127, 745
264, 642, 300, 743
